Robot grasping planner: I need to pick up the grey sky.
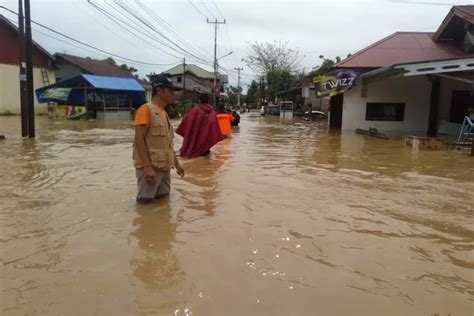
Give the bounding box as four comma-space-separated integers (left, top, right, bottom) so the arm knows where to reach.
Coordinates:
1, 0, 473, 89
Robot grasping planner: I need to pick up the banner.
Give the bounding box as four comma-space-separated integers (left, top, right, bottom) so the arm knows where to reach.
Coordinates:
313, 69, 360, 97
40, 88, 72, 102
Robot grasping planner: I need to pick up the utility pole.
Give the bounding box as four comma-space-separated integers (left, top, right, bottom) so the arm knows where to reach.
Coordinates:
18, 0, 27, 137
182, 57, 186, 113
206, 18, 226, 107
234, 67, 243, 108
25, 0, 35, 138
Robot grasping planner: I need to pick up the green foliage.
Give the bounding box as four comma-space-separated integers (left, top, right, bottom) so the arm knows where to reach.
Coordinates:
102, 57, 137, 74
165, 101, 193, 119
226, 86, 242, 106
311, 54, 350, 75
246, 80, 259, 105
312, 58, 336, 75
266, 68, 295, 100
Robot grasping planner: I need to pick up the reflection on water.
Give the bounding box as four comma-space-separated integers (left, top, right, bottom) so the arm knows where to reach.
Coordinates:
1, 115, 473, 315
130, 201, 182, 291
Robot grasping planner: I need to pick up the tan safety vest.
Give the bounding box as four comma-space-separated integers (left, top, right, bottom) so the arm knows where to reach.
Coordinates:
133, 103, 175, 170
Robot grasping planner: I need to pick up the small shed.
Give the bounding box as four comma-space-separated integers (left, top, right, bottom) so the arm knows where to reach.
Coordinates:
36, 74, 146, 120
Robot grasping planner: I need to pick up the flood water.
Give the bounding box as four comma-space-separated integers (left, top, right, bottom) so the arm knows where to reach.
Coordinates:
1, 115, 473, 315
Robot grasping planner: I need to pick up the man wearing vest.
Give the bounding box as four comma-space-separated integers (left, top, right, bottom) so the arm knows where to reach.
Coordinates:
133, 75, 185, 203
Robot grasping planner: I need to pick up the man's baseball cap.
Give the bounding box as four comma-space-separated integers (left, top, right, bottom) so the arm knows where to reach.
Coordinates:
151, 75, 183, 91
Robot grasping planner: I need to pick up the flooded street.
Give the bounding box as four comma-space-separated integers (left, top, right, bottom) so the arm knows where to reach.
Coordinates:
1, 115, 473, 315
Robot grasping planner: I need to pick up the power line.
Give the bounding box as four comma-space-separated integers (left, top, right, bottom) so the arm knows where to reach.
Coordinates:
88, 0, 182, 59
101, 0, 212, 64
200, 0, 217, 19
121, 0, 210, 63
4, 15, 177, 70
0, 5, 180, 66
188, 0, 208, 19
135, 0, 211, 59
80, 1, 144, 50
211, 0, 225, 20
387, 0, 466, 6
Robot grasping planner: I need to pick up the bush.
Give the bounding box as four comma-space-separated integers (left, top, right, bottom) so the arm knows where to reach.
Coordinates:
166, 101, 193, 119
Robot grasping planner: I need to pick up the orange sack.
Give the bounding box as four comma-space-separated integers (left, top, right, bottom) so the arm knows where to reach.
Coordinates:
216, 114, 235, 137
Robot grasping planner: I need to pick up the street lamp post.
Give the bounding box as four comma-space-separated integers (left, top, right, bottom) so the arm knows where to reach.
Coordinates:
213, 51, 233, 107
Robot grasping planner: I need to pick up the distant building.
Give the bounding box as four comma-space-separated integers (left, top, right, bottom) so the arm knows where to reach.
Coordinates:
0, 15, 55, 114
160, 64, 228, 102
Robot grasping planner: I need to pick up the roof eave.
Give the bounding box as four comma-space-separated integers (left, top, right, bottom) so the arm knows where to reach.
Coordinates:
433, 6, 474, 41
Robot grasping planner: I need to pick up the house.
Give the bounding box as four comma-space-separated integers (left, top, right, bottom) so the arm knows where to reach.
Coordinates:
319, 5, 474, 137
160, 64, 228, 102
0, 15, 55, 115
54, 53, 152, 100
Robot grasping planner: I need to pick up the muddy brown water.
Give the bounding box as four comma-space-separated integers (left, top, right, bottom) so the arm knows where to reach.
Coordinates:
0, 115, 473, 315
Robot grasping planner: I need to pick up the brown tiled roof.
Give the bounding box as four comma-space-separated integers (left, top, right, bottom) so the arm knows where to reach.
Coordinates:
55, 53, 138, 77
55, 53, 150, 87
335, 32, 473, 68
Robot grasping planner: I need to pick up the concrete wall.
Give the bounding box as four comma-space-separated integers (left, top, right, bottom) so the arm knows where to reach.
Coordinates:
0, 63, 56, 115
302, 86, 322, 111
342, 76, 432, 134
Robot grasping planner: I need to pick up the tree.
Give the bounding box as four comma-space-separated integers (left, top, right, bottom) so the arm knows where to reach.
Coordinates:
102, 57, 138, 74
226, 86, 240, 106
246, 80, 259, 105
266, 68, 295, 100
311, 55, 341, 75
243, 40, 300, 74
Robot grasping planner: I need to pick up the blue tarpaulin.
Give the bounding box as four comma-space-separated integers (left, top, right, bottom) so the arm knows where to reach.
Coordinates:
35, 74, 146, 107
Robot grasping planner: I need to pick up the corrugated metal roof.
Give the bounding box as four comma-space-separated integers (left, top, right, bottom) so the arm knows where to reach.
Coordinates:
335, 32, 473, 68
81, 74, 144, 91
162, 64, 215, 79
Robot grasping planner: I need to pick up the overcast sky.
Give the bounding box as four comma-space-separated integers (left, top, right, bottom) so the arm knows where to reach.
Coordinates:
1, 0, 473, 89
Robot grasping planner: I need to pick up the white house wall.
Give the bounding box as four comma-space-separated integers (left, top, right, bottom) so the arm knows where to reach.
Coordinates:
0, 63, 56, 115
342, 76, 431, 134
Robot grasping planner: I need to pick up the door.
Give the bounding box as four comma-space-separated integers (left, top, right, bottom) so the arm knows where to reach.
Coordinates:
330, 94, 344, 129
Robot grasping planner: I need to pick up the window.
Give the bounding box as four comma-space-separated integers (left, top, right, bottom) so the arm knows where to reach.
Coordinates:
365, 102, 405, 121
177, 76, 182, 83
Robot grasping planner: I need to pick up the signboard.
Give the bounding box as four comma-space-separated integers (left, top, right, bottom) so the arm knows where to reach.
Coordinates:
40, 88, 72, 102
313, 69, 360, 97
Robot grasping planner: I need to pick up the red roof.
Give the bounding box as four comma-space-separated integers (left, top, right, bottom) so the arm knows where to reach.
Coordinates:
335, 32, 473, 68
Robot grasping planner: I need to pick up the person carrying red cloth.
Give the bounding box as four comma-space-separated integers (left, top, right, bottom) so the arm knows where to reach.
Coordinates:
176, 93, 223, 158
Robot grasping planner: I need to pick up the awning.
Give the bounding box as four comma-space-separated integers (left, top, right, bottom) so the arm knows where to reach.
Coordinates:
359, 57, 474, 83
36, 74, 146, 107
